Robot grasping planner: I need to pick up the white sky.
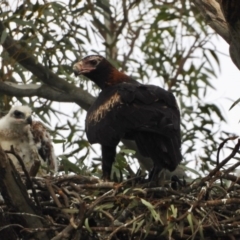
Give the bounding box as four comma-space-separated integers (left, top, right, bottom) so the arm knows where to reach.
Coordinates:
207, 37, 240, 137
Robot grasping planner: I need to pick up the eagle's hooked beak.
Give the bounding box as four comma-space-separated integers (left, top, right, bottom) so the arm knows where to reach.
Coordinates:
26, 116, 32, 125
73, 61, 96, 75
73, 61, 83, 76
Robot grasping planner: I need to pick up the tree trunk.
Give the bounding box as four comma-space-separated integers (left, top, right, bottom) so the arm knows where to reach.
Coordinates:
193, 0, 240, 70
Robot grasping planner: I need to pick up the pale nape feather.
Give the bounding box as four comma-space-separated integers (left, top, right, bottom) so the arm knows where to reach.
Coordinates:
0, 105, 58, 175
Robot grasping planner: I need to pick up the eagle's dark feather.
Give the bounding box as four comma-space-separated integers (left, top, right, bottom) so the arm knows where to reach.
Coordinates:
73, 55, 182, 180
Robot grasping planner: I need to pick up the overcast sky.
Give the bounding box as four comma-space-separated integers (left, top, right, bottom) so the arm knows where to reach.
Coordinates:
207, 37, 240, 137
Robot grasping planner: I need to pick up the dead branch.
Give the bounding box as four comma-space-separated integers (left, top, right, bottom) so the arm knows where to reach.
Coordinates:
0, 145, 50, 239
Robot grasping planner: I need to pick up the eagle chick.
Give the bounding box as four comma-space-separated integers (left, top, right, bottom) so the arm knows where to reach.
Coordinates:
0, 105, 58, 175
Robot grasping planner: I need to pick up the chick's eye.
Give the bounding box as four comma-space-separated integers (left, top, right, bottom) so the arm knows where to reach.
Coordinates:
14, 110, 24, 118
89, 60, 98, 65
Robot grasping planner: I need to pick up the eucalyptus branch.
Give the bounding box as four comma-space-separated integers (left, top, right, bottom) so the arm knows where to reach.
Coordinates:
85, 0, 107, 39
0, 21, 95, 110
169, 36, 199, 90
114, 0, 128, 40
121, 26, 142, 72
0, 82, 88, 103
0, 21, 71, 92
193, 0, 230, 43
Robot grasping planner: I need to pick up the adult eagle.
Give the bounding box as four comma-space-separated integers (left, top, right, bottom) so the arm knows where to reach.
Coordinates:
73, 55, 181, 180
0, 105, 58, 175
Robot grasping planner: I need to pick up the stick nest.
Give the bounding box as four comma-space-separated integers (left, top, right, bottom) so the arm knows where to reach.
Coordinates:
1, 138, 240, 240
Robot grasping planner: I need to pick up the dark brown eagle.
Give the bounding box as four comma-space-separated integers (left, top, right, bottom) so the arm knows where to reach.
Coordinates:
73, 55, 182, 180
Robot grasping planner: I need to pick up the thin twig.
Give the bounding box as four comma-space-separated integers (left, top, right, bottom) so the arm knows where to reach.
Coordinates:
5, 146, 41, 208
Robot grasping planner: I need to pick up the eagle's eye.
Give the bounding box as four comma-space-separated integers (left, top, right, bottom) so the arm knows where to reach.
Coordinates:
14, 110, 24, 119
89, 59, 98, 65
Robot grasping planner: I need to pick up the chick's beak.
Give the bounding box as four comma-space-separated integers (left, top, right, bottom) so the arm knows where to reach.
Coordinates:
26, 116, 32, 125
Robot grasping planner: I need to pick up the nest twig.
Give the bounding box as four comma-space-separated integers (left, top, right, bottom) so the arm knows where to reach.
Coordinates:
0, 138, 240, 239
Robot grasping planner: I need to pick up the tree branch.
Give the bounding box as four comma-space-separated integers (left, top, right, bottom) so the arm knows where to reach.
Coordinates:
0, 146, 50, 239
0, 81, 94, 104
193, 0, 230, 43
193, 0, 240, 70
0, 21, 94, 110
219, 0, 240, 70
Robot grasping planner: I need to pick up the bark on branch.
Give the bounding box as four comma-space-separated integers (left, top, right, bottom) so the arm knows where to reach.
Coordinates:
0, 82, 88, 103
193, 0, 240, 70
0, 146, 50, 239
0, 21, 94, 110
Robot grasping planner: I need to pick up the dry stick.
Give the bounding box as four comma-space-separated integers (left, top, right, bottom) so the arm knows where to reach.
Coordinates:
216, 136, 238, 167
224, 161, 240, 176
107, 214, 145, 240
21, 226, 62, 234
217, 136, 239, 187
77, 189, 116, 231
200, 139, 240, 185
220, 216, 240, 224
5, 147, 41, 208
175, 183, 210, 223
52, 185, 69, 207
85, 189, 115, 217
45, 181, 62, 208
99, 209, 115, 222
187, 138, 240, 192
6, 212, 46, 220
88, 226, 159, 237
0, 224, 24, 232
69, 182, 116, 190
189, 208, 213, 240
224, 174, 240, 194
51, 224, 74, 240
51, 184, 76, 229
62, 187, 82, 202
220, 160, 240, 194
29, 159, 41, 177
53, 175, 100, 185
202, 159, 240, 195
201, 198, 240, 207
223, 174, 240, 184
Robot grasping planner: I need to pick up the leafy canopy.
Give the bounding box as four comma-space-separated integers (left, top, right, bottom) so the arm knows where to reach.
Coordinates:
0, 0, 232, 177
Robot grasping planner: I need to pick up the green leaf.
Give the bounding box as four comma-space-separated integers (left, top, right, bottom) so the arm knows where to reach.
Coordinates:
170, 205, 178, 218
133, 219, 144, 233
120, 149, 136, 154
61, 208, 79, 214
229, 97, 240, 110
84, 218, 92, 233
187, 213, 194, 234
95, 203, 114, 211
60, 157, 81, 174
199, 222, 205, 239
141, 198, 160, 222
0, 28, 7, 44
53, 139, 66, 144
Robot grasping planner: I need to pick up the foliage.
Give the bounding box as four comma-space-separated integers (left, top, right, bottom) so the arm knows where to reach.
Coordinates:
0, 1, 234, 181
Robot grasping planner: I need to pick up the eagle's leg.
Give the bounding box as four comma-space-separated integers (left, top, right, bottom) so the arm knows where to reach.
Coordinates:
149, 165, 163, 182
101, 145, 116, 181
